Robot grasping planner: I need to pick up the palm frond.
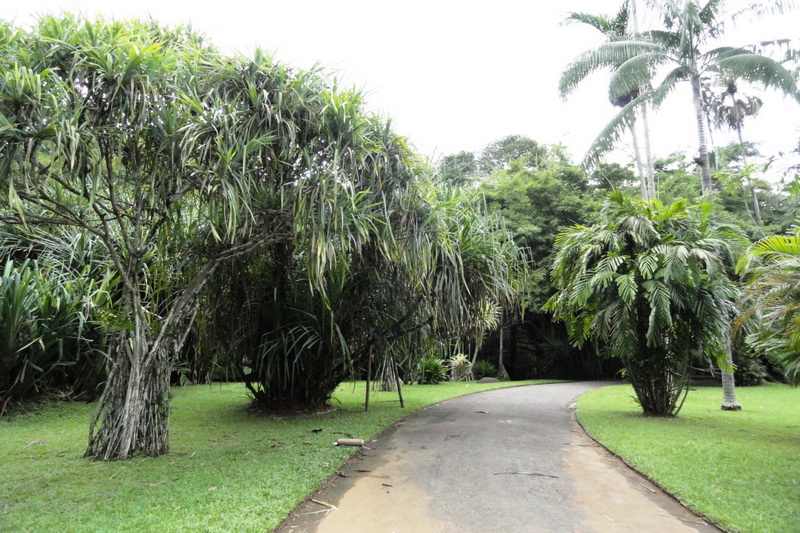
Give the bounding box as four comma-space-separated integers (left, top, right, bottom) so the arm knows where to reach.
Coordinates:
716, 53, 800, 103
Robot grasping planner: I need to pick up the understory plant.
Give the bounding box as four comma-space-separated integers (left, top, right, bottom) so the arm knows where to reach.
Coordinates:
546, 193, 740, 416
0, 260, 112, 414
418, 357, 447, 384
448, 353, 474, 382
472, 360, 498, 380
737, 229, 800, 383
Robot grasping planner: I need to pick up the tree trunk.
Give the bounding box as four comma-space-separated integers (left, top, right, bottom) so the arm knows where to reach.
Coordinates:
365, 343, 372, 412
721, 330, 742, 411
630, 0, 656, 200
509, 324, 518, 378
641, 106, 656, 199
497, 324, 509, 380
393, 357, 405, 408
86, 291, 171, 460
736, 126, 763, 226
470, 332, 483, 365
631, 122, 649, 201
691, 75, 713, 195
84, 247, 234, 460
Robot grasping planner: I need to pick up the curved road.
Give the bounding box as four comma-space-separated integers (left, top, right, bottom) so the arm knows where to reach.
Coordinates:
278, 382, 721, 533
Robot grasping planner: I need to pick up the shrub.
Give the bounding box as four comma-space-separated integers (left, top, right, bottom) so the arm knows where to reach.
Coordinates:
0, 260, 111, 414
733, 352, 768, 386
473, 360, 497, 380
546, 194, 740, 416
448, 354, 474, 382
418, 357, 447, 384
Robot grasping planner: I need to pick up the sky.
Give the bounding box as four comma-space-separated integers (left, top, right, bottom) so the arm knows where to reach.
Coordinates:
4, 0, 800, 173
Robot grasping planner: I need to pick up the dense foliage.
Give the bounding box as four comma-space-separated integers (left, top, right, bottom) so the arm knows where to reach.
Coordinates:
737, 228, 800, 383
546, 193, 741, 416
0, 15, 524, 459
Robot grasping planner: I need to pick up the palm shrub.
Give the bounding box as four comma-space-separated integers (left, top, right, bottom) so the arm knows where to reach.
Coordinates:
737, 230, 800, 383
0, 225, 119, 400
546, 192, 739, 416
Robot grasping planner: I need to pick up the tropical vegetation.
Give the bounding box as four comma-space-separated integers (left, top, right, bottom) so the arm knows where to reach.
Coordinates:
546, 193, 741, 416
560, 0, 799, 195
737, 228, 800, 382
0, 15, 525, 460
0, 3, 799, 530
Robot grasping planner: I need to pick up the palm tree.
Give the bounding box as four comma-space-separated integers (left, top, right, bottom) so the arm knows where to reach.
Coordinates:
710, 80, 765, 224
546, 192, 740, 416
737, 231, 800, 383
561, 0, 656, 200
565, 0, 800, 195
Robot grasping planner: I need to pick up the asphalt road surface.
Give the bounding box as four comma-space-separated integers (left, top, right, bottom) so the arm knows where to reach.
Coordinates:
278, 382, 722, 533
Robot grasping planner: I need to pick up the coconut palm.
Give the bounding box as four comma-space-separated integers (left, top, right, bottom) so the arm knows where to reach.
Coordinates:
546, 192, 740, 416
564, 0, 800, 195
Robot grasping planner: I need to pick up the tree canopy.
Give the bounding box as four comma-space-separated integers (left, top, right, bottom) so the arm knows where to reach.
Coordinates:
0, 15, 525, 459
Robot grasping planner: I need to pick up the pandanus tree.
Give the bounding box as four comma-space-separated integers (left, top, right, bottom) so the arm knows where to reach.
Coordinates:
0, 17, 216, 459
1, 15, 442, 458
546, 193, 740, 416
562, 0, 800, 195
193, 117, 527, 410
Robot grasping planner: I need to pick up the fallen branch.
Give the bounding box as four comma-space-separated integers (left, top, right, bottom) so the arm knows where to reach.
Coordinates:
658, 513, 706, 525
311, 498, 338, 511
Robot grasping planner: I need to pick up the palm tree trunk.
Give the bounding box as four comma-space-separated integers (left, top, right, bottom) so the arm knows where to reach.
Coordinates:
721, 329, 741, 411
736, 126, 763, 225
641, 107, 656, 199
691, 75, 713, 195
629, 0, 656, 200
631, 122, 649, 200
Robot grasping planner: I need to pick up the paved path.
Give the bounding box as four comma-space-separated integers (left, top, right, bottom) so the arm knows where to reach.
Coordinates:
278, 382, 721, 533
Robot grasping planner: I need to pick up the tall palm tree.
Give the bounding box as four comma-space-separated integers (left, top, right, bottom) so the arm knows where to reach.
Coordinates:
561, 0, 656, 200
565, 0, 800, 195
710, 80, 764, 224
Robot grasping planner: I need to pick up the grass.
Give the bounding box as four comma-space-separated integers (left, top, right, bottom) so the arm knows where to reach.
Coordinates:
0, 379, 555, 533
576, 383, 800, 533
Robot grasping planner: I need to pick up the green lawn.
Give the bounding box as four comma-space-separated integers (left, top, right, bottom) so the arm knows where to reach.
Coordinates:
576, 383, 800, 533
0, 380, 554, 532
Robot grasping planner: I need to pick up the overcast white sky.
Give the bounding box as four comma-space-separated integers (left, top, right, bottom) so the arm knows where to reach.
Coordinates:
4, 1, 800, 170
